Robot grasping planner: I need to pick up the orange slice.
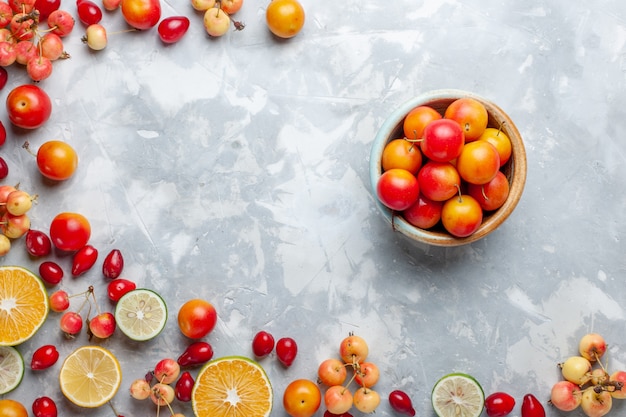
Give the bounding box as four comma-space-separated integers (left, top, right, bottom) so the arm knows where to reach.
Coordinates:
59, 345, 122, 408
0, 266, 48, 346
192, 356, 273, 417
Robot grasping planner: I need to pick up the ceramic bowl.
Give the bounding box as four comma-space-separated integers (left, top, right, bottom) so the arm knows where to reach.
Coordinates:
369, 89, 527, 246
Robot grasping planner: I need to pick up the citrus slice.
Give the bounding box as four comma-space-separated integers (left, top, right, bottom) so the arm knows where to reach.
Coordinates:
0, 266, 49, 346
114, 288, 167, 341
0, 346, 24, 394
59, 345, 122, 408
431, 373, 484, 417
192, 356, 273, 417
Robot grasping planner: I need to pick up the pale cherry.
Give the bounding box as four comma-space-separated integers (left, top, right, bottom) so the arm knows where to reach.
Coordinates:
5, 190, 35, 216
0, 234, 9, 256
579, 333, 607, 362
83, 24, 107, 50
203, 7, 230, 37
610, 371, 626, 399
150, 383, 175, 406
339, 334, 369, 365
154, 358, 180, 384
0, 41, 16, 66
102, 0, 121, 10
581, 387, 612, 417
550, 380, 582, 412
561, 356, 593, 385
130, 378, 151, 400
39, 33, 66, 60
317, 358, 347, 387
324, 385, 353, 415
355, 362, 379, 388
191, 0, 215, 11
353, 387, 380, 413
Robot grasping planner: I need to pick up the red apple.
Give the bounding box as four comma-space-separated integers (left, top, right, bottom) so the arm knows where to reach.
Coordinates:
578, 333, 607, 362
402, 193, 443, 229
89, 312, 116, 339
376, 168, 419, 211
417, 161, 461, 202
441, 194, 483, 237
121, 0, 161, 30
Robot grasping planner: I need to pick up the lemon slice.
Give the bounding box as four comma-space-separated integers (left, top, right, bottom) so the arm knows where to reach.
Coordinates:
114, 288, 167, 341
431, 373, 484, 417
59, 345, 122, 408
0, 346, 24, 394
192, 356, 273, 417
0, 266, 49, 346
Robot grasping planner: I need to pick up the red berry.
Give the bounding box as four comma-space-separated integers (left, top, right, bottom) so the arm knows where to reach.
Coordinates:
0, 119, 6, 145
71, 244, 98, 276
25, 229, 52, 257
252, 330, 275, 358
0, 156, 8, 179
276, 337, 297, 367
485, 392, 515, 417
32, 396, 58, 417
521, 393, 545, 417
175, 371, 194, 402
157, 16, 190, 44
76, 0, 102, 25
388, 390, 416, 416
102, 248, 124, 279
177, 341, 214, 367
107, 278, 136, 302
39, 261, 64, 285
31, 344, 59, 370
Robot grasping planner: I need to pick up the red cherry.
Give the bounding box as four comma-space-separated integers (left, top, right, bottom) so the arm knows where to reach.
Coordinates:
25, 229, 52, 257
107, 278, 136, 302
276, 337, 297, 367
521, 393, 545, 417
76, 0, 102, 25
102, 248, 124, 279
388, 390, 416, 416
71, 244, 98, 276
39, 261, 64, 285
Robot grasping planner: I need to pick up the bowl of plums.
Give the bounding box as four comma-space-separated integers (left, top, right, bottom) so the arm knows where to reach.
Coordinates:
369, 89, 527, 247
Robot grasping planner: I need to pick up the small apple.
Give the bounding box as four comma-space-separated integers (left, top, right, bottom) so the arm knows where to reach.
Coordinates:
102, 0, 121, 10
478, 127, 512, 166
89, 312, 116, 339
324, 385, 353, 415
190, 0, 215, 11
456, 140, 500, 185
82, 24, 107, 50
420, 118, 465, 162
467, 170, 509, 211
153, 358, 180, 384
402, 193, 443, 229
203, 7, 230, 37
610, 371, 626, 399
219, 0, 242, 14
376, 168, 419, 211
417, 161, 461, 202
444, 97, 488, 142
441, 194, 483, 238
578, 333, 607, 362
550, 380, 582, 412
581, 387, 612, 417
317, 358, 347, 387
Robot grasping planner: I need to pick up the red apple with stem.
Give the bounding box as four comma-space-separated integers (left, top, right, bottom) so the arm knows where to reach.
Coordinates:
420, 118, 465, 162
578, 333, 607, 362
467, 170, 509, 211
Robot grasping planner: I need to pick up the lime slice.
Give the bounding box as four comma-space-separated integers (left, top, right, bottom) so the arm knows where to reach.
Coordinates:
114, 289, 167, 341
0, 346, 24, 394
431, 373, 484, 417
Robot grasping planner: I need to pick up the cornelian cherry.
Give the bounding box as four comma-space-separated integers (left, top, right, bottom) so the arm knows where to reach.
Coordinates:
276, 337, 297, 367
157, 16, 189, 44
177, 341, 213, 367
31, 345, 59, 370
252, 330, 275, 358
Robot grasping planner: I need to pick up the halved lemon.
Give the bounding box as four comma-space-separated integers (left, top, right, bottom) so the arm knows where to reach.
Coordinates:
431, 373, 484, 417
0, 346, 24, 394
192, 356, 273, 417
114, 288, 167, 341
0, 266, 48, 346
59, 345, 122, 408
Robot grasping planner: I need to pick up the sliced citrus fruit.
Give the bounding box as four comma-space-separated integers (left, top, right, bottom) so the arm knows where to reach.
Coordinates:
114, 288, 167, 341
192, 356, 273, 417
431, 373, 484, 417
0, 266, 48, 346
59, 345, 122, 408
0, 346, 24, 394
